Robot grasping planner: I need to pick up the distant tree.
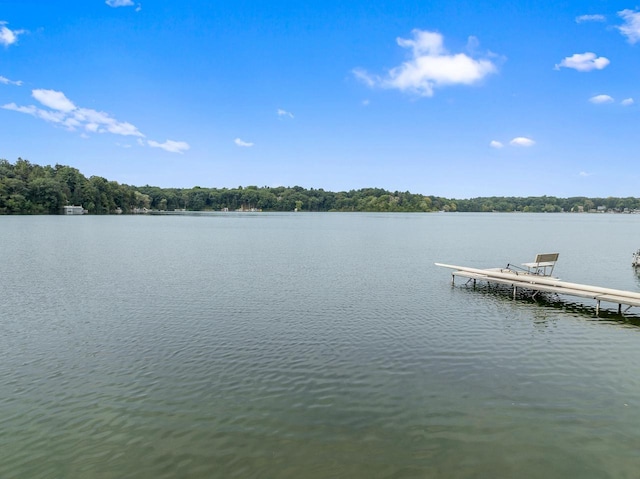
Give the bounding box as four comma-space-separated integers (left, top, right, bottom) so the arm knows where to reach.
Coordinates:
4, 157, 640, 215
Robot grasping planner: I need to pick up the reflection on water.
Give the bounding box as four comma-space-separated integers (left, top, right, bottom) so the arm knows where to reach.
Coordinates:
2, 213, 640, 478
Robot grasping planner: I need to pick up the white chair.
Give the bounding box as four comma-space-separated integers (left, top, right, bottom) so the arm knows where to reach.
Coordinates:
522, 253, 559, 276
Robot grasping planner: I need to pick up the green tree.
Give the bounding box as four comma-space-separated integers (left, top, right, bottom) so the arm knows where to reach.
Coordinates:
28, 177, 65, 213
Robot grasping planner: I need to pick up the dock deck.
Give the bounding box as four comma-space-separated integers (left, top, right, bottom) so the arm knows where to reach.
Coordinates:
435, 262, 640, 315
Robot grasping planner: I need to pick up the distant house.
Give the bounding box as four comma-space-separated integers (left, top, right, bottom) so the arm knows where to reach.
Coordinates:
63, 205, 86, 215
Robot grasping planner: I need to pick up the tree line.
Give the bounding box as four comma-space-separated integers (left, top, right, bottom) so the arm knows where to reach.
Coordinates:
1, 158, 638, 214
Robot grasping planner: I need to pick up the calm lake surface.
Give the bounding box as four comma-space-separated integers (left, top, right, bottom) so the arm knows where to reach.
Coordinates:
2, 213, 640, 478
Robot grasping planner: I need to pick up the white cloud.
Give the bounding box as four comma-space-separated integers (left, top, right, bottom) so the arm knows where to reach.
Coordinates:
0, 75, 22, 86
148, 139, 190, 154
0, 22, 25, 47
579, 171, 591, 177
353, 68, 376, 88
74, 106, 144, 136
105, 119, 142, 136
4, 98, 146, 137
3, 102, 65, 124
277, 108, 294, 118
510, 137, 535, 147
85, 122, 99, 133
3, 87, 188, 153
3, 102, 37, 115
234, 138, 254, 147
106, 0, 134, 6
621, 98, 634, 106
353, 29, 498, 97
618, 9, 640, 43
576, 14, 606, 23
589, 94, 614, 104
32, 89, 76, 112
489, 140, 504, 149
4, 89, 146, 137
555, 52, 609, 72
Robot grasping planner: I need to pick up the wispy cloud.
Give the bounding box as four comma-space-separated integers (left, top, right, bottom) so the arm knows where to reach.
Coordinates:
148, 139, 190, 154
579, 171, 592, 177
0, 21, 26, 47
466, 35, 480, 53
277, 109, 294, 118
0, 75, 22, 86
621, 98, 634, 106
13, 88, 144, 136
576, 14, 606, 23
4, 102, 79, 129
32, 89, 76, 112
491, 137, 535, 147
589, 94, 614, 104
234, 138, 254, 147
510, 137, 535, 147
3, 87, 189, 153
106, 0, 134, 7
618, 9, 640, 43
555, 52, 609, 72
353, 29, 498, 97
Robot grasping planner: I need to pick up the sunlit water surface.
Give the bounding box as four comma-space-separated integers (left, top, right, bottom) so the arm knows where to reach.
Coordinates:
2, 213, 640, 478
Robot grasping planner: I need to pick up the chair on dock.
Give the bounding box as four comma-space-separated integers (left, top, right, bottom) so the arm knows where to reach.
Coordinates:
521, 253, 559, 277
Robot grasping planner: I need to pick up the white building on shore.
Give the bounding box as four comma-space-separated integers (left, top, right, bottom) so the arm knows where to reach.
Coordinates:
62, 205, 86, 215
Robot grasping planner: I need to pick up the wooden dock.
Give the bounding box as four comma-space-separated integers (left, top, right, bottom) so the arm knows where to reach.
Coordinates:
435, 259, 640, 316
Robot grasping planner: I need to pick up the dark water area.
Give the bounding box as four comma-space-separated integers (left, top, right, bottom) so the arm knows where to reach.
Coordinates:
2, 213, 640, 478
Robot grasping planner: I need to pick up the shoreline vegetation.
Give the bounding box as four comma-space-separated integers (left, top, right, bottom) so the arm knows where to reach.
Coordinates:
1, 158, 639, 215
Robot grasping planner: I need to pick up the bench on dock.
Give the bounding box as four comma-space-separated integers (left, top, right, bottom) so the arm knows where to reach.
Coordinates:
521, 253, 559, 277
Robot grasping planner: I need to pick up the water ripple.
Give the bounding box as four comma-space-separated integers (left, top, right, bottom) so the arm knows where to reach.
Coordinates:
3, 214, 640, 478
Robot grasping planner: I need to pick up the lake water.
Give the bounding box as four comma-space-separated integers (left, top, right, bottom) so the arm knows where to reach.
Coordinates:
2, 213, 640, 478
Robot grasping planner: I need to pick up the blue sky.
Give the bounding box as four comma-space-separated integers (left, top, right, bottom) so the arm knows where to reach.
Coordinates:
1, 0, 640, 198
